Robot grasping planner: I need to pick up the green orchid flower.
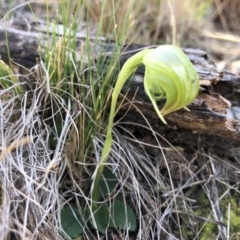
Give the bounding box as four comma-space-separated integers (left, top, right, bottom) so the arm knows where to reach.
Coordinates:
143, 45, 199, 123
92, 45, 199, 206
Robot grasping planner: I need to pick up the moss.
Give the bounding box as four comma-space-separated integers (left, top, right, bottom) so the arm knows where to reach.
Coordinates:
230, 232, 240, 240
222, 197, 240, 233
196, 189, 209, 206
230, 198, 237, 212
199, 222, 217, 240
184, 187, 240, 238
229, 210, 240, 232
236, 207, 240, 216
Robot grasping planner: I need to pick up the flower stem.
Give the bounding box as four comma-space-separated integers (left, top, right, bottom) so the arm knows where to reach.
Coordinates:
92, 49, 152, 205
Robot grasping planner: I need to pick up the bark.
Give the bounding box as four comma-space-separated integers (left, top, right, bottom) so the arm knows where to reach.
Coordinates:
117, 49, 240, 154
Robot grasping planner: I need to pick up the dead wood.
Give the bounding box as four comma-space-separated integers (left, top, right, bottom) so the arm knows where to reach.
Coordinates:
117, 49, 240, 154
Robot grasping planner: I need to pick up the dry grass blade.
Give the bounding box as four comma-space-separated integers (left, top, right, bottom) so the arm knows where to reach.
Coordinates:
0, 83, 70, 239
0, 137, 32, 162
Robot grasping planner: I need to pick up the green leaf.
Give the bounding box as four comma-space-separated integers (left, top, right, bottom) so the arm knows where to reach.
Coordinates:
0, 60, 23, 94
61, 205, 84, 238
91, 205, 109, 234
99, 167, 117, 198
109, 200, 137, 232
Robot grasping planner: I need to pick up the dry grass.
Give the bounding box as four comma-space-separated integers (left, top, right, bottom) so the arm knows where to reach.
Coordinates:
0, 91, 65, 239
84, 0, 213, 46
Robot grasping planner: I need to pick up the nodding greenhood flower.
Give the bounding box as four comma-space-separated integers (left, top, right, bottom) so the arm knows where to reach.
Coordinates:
92, 45, 199, 206
142, 45, 199, 124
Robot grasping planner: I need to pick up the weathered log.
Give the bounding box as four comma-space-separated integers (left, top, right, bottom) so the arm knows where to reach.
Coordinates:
117, 49, 240, 153
1, 18, 240, 155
